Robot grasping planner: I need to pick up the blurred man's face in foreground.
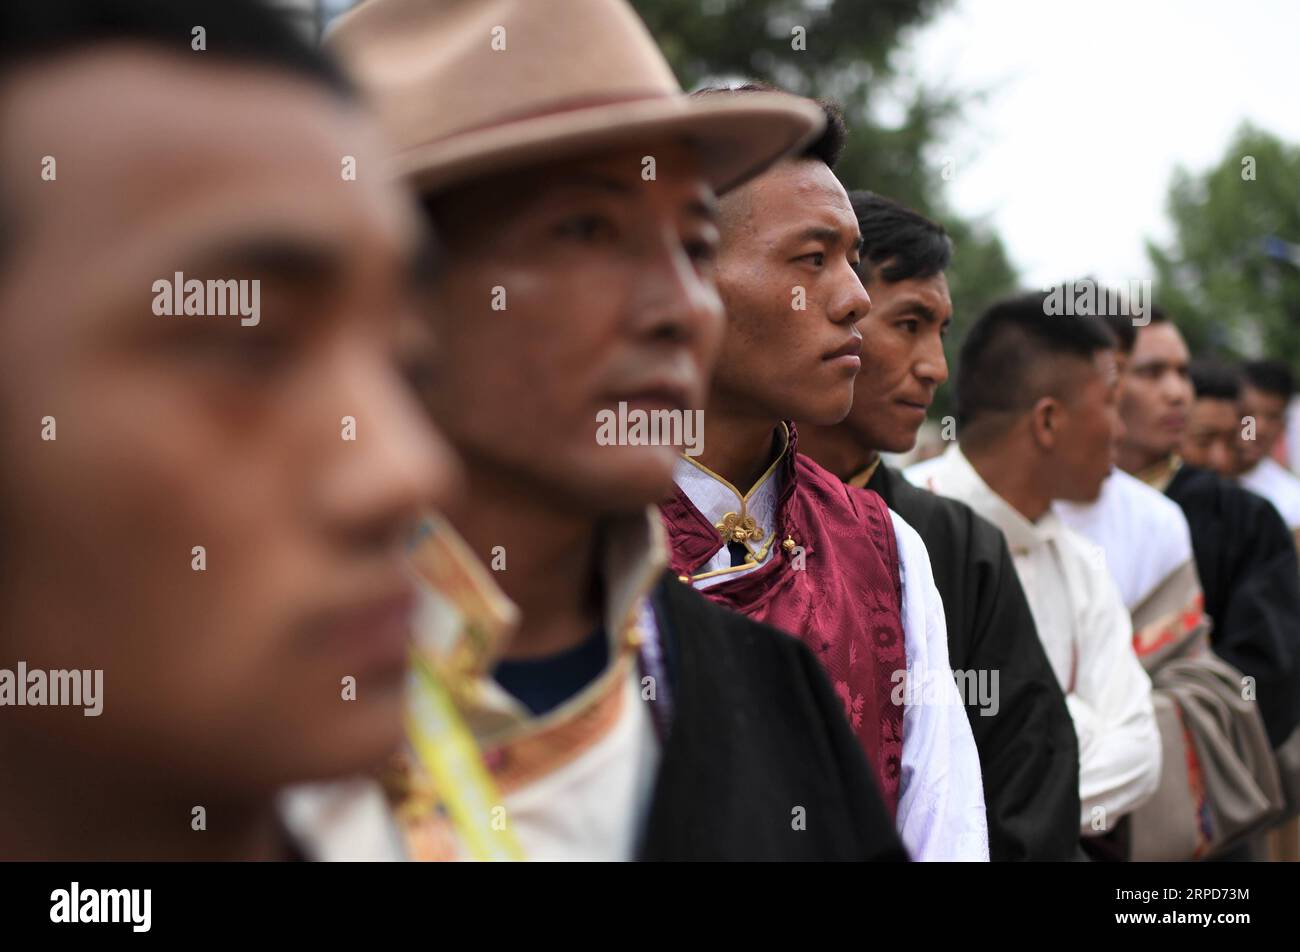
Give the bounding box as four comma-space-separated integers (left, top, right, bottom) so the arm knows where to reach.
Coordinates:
1117, 322, 1193, 468
1183, 397, 1242, 476
0, 48, 457, 795
1238, 383, 1286, 469
842, 269, 951, 454
419, 139, 725, 511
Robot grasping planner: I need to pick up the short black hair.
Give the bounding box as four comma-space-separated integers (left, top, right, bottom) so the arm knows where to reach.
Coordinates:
1100, 303, 1170, 354
956, 290, 1117, 432
0, 0, 352, 93
1242, 358, 1295, 400
850, 191, 951, 284
1189, 359, 1242, 401
691, 81, 847, 169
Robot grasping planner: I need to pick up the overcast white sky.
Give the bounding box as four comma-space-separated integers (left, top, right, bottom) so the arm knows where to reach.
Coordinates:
893, 0, 1300, 288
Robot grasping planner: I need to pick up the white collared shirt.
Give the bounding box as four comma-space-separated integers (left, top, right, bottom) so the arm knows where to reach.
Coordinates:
1239, 457, 1300, 530
1054, 468, 1197, 613
674, 450, 989, 861
906, 446, 1160, 835
403, 509, 667, 861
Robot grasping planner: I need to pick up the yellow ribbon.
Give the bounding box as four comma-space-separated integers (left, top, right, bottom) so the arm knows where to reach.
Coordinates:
406, 653, 525, 861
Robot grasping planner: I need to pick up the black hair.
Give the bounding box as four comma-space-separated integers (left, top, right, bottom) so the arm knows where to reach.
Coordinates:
1189, 359, 1242, 401
1100, 302, 1169, 354
691, 81, 847, 170
1242, 358, 1295, 400
850, 190, 952, 284
0, 0, 352, 94
956, 289, 1117, 431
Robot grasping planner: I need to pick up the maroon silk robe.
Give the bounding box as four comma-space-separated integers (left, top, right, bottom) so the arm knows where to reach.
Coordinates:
660, 426, 907, 815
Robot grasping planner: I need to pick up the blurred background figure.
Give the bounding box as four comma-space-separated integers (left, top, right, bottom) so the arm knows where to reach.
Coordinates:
1238, 360, 1300, 543
1183, 360, 1247, 477
905, 292, 1161, 859
1109, 314, 1300, 859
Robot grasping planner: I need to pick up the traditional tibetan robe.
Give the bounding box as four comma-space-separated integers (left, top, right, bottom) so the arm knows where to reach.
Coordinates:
1147, 461, 1300, 841
907, 446, 1162, 838
1240, 457, 1300, 548
1057, 469, 1283, 859
662, 424, 989, 861
861, 459, 1080, 861
387, 508, 905, 861
1154, 461, 1300, 749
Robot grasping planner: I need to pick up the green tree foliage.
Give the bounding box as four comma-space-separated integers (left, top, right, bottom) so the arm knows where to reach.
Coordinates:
1149, 124, 1300, 366
631, 0, 1018, 418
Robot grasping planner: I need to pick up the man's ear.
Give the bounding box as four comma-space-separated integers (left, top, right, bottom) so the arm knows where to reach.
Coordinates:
1029, 396, 1062, 450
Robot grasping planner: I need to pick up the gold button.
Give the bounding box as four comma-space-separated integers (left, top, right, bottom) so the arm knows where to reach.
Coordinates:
782, 536, 796, 552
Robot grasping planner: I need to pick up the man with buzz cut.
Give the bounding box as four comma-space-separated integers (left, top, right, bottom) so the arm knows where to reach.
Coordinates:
1049, 313, 1282, 860
330, 0, 906, 861
905, 291, 1160, 858
657, 84, 988, 861
799, 193, 1080, 861
0, 0, 459, 860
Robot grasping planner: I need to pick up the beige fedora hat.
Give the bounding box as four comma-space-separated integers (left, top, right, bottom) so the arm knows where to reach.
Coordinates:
326, 0, 824, 196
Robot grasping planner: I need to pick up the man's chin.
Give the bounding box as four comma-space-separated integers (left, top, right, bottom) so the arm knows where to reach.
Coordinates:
878, 425, 919, 456
570, 449, 679, 509
798, 396, 856, 428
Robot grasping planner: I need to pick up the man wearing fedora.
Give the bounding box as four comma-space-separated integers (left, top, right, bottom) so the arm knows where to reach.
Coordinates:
329, 0, 908, 860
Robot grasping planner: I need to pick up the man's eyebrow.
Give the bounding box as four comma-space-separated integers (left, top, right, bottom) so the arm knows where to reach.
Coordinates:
179, 234, 345, 286
1131, 357, 1169, 370
788, 225, 850, 247
895, 298, 945, 324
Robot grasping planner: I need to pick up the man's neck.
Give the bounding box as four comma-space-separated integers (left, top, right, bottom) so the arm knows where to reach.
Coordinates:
0, 744, 288, 860
694, 399, 783, 491
963, 440, 1052, 523
796, 422, 878, 483
447, 460, 602, 660
1116, 441, 1169, 477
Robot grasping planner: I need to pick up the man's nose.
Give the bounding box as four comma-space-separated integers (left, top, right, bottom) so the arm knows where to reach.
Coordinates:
917, 334, 948, 387
832, 262, 872, 326
317, 348, 462, 546
626, 230, 723, 343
